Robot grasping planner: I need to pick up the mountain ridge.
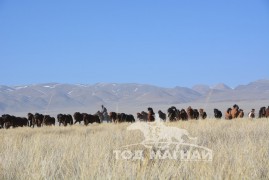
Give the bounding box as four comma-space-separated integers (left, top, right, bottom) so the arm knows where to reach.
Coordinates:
0, 79, 269, 114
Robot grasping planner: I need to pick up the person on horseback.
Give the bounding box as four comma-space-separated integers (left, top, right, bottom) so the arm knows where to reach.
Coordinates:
101, 105, 107, 114
101, 105, 111, 123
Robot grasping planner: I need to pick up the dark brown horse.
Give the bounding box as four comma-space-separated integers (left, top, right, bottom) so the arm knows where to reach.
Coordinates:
110, 112, 118, 123
83, 113, 100, 125
180, 109, 188, 121
57, 114, 73, 126
27, 113, 36, 127
259, 107, 266, 118
34, 113, 44, 127
187, 106, 194, 120
137, 111, 148, 122
73, 112, 84, 124
167, 106, 180, 121
214, 109, 222, 119
158, 110, 166, 121
266, 107, 269, 118
43, 115, 55, 126
117, 113, 135, 123
193, 109, 199, 120
199, 109, 207, 119
148, 107, 155, 122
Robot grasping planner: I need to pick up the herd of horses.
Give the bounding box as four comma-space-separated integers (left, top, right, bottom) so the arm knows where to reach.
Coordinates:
0, 111, 135, 129
0, 105, 269, 129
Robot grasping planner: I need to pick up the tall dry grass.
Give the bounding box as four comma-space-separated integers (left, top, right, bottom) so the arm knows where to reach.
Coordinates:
0, 119, 269, 179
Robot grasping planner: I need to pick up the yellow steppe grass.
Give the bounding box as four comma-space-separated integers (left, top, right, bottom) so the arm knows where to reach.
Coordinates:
0, 119, 268, 179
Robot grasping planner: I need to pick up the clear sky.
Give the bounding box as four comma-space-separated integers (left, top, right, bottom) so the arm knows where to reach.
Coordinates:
0, 0, 268, 88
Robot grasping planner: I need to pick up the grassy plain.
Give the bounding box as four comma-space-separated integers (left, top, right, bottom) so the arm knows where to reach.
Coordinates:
0, 119, 268, 179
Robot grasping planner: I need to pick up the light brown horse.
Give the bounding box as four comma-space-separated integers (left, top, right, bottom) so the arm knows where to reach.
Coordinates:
225, 108, 232, 120
231, 104, 240, 119
238, 109, 244, 118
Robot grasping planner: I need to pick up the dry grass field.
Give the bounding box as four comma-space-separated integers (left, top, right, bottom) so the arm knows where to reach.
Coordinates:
0, 119, 269, 179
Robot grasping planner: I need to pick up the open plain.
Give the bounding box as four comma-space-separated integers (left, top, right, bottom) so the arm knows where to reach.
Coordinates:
0, 119, 268, 179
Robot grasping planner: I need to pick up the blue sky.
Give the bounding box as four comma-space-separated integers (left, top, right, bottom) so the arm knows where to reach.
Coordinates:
0, 0, 268, 88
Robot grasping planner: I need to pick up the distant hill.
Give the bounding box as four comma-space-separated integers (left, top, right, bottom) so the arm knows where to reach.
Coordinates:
0, 80, 269, 114
212, 83, 232, 91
